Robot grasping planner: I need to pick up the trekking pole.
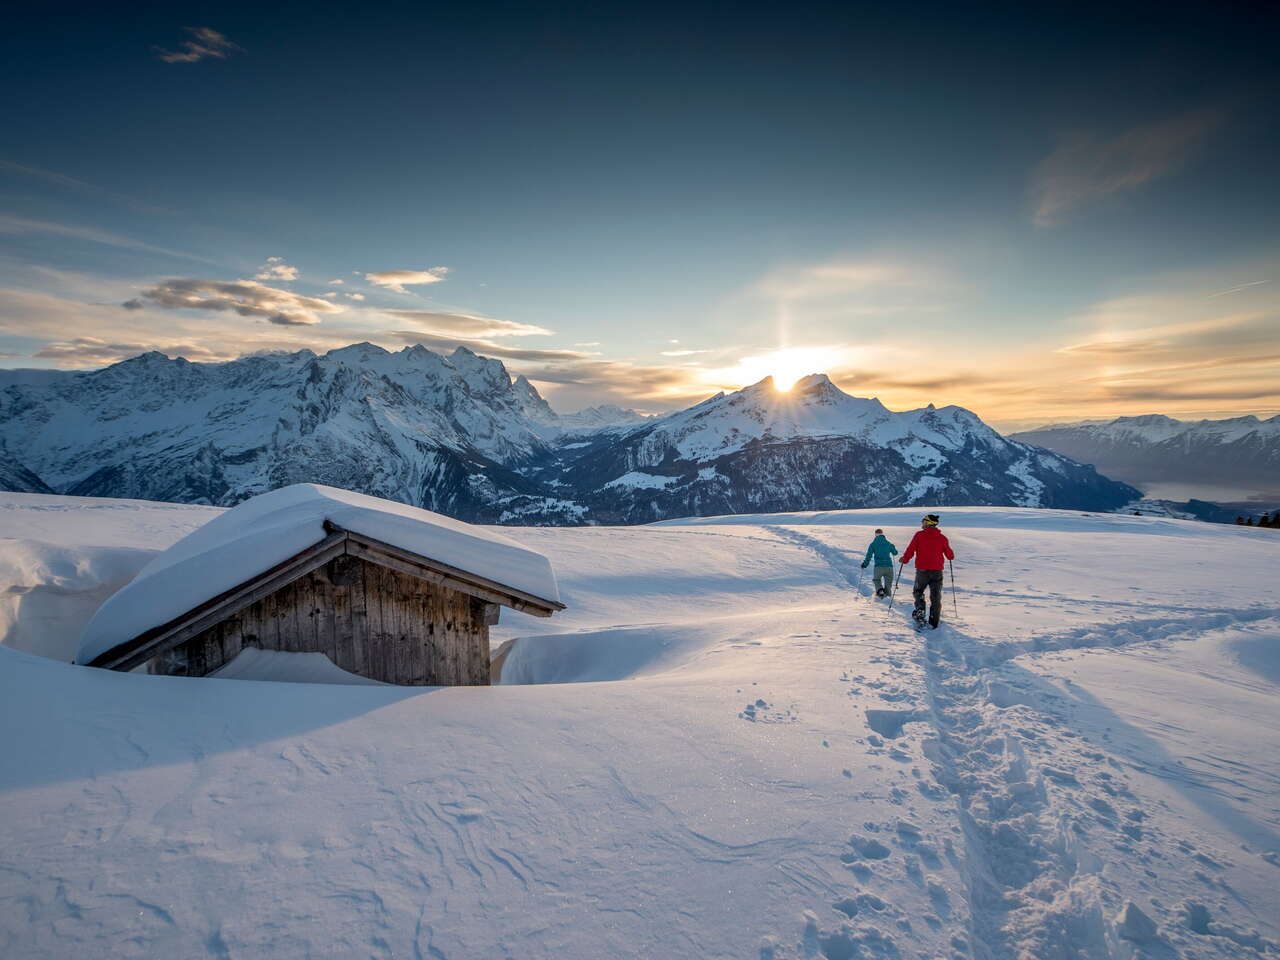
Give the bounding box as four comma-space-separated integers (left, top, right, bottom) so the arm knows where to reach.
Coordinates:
888, 562, 904, 611
948, 560, 958, 618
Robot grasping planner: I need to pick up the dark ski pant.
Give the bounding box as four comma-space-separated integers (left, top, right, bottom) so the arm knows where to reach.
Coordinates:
913, 569, 944, 627
873, 565, 893, 595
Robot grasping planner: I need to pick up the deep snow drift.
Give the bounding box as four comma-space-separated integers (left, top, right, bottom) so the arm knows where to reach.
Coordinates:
1, 493, 1278, 958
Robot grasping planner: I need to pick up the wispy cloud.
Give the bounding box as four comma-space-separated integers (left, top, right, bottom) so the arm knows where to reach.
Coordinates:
0, 160, 171, 214
124, 278, 344, 326
253, 257, 298, 282
1058, 298, 1268, 355
1205, 279, 1271, 300
1030, 108, 1225, 226
154, 27, 243, 65
383, 310, 552, 338
33, 337, 231, 365
745, 257, 955, 334
380, 331, 593, 363
0, 160, 94, 192
512, 359, 715, 412
365, 267, 449, 294
0, 214, 213, 263
754, 261, 925, 301
0, 286, 350, 366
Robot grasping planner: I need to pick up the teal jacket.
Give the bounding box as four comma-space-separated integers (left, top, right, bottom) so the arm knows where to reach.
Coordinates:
862, 534, 898, 568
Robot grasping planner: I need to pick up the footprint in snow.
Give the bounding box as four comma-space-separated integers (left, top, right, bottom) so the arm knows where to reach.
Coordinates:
802, 910, 899, 960
739, 699, 797, 723
846, 835, 892, 860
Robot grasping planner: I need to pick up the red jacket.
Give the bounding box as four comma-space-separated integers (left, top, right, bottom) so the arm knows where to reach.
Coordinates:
901, 528, 954, 571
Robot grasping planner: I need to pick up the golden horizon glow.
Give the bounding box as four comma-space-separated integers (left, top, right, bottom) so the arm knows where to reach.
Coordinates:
705, 346, 834, 393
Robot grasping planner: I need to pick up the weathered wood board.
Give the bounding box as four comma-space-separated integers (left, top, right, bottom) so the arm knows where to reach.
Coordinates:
146, 555, 491, 685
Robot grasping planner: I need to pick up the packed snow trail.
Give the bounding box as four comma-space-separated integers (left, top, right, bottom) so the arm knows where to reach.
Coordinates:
709, 516, 1280, 958
2, 496, 1279, 958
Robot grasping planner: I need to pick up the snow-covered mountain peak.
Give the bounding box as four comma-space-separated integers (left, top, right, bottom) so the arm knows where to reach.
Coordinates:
628, 374, 996, 465
792, 373, 831, 389
447, 345, 513, 396
324, 342, 389, 363
557, 403, 649, 429
787, 373, 857, 405
1022, 411, 1280, 446
741, 374, 778, 393
130, 350, 181, 365
1116, 413, 1178, 427
1210, 414, 1263, 429
556, 370, 1136, 517
512, 375, 557, 423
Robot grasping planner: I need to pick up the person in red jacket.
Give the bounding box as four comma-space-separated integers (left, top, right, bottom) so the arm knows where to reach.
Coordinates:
899, 513, 955, 628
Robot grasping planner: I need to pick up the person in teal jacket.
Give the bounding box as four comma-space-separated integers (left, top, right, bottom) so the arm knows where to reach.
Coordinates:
861, 529, 899, 598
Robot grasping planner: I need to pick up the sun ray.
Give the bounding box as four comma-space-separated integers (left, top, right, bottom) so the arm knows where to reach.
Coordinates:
713, 347, 830, 391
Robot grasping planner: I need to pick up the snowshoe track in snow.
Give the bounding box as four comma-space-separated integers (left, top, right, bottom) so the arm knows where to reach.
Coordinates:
767, 524, 1280, 959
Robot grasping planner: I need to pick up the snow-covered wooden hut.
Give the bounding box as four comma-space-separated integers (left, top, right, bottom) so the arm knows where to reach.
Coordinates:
77, 484, 564, 685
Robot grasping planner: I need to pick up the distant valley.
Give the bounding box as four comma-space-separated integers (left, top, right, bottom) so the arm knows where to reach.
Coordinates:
1012, 414, 1280, 517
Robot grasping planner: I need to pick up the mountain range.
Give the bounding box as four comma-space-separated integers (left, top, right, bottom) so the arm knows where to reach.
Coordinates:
0, 343, 1139, 522
1012, 414, 1280, 505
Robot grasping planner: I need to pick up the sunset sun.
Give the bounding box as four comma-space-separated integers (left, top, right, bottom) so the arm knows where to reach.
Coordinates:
724, 347, 830, 392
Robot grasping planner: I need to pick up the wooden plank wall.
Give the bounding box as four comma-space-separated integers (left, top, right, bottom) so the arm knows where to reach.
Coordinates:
146, 556, 491, 685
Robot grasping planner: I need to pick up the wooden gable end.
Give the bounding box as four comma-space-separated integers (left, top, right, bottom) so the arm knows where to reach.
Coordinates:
88, 524, 562, 682
146, 554, 493, 686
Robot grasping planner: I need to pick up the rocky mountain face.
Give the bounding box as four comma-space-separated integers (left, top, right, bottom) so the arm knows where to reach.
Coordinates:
1012, 413, 1280, 500
0, 346, 1138, 523
0, 448, 53, 494
0, 344, 580, 522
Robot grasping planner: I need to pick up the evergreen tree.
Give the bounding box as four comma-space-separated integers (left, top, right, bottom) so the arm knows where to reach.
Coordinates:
1261, 513, 1272, 528
1236, 516, 1246, 525
1246, 517, 1255, 526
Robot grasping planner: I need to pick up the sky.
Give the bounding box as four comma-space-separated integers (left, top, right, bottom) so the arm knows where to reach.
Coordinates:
1, 0, 1278, 429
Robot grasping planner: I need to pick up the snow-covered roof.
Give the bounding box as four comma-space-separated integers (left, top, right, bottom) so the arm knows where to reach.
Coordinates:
77, 484, 560, 666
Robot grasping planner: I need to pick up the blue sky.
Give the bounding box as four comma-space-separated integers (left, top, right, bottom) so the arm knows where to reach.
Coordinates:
1, 1, 1277, 426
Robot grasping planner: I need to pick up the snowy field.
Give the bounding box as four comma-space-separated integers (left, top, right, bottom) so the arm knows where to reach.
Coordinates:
1, 493, 1278, 958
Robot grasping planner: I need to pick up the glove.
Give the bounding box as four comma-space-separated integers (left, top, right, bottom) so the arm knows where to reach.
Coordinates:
860, 561, 868, 568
